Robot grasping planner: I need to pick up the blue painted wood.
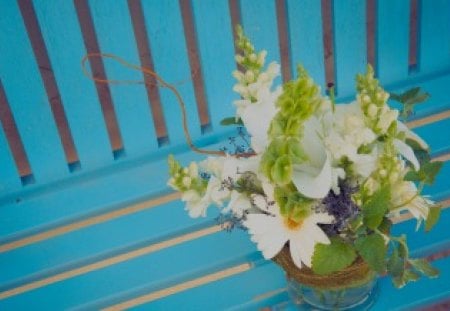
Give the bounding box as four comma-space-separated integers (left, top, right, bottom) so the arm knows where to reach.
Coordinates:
140, 0, 201, 146
333, 0, 367, 97
238, 256, 450, 310
240, 0, 282, 87
1, 150, 448, 291
111, 203, 450, 310
137, 263, 286, 311
191, 0, 237, 130
0, 128, 21, 193
414, 118, 450, 157
32, 0, 114, 171
286, 0, 326, 88
419, 0, 450, 75
0, 0, 68, 185
0, 139, 215, 243
0, 230, 260, 310
88, 0, 158, 156
376, 0, 410, 84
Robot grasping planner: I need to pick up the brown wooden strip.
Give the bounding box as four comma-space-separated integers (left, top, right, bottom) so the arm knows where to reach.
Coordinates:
127, 0, 168, 141
18, 0, 79, 165
366, 0, 377, 69
406, 109, 450, 129
0, 224, 222, 300
276, 0, 292, 82
74, 0, 124, 152
179, 0, 211, 129
0, 80, 32, 177
103, 263, 252, 310
228, 0, 245, 72
321, 0, 336, 89
0, 192, 180, 253
409, 0, 419, 69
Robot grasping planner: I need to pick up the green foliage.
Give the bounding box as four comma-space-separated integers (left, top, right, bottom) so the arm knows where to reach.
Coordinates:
167, 155, 206, 194
355, 233, 387, 274
361, 185, 391, 230
260, 66, 322, 184
409, 259, 439, 278
312, 238, 357, 275
404, 160, 443, 185
274, 183, 313, 222
220, 117, 243, 126
386, 235, 439, 288
425, 205, 441, 232
405, 138, 431, 166
390, 87, 430, 120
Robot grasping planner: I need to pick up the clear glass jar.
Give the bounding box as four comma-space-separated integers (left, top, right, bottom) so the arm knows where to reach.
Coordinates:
286, 275, 378, 310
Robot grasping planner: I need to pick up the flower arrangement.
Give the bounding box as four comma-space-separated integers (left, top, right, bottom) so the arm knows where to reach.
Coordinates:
167, 26, 442, 299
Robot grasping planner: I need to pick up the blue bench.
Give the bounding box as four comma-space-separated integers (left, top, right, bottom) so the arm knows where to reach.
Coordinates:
0, 0, 449, 309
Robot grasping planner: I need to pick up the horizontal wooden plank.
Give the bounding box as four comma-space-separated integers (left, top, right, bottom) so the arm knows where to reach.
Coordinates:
102, 200, 450, 310
0, 152, 449, 290
0, 105, 448, 246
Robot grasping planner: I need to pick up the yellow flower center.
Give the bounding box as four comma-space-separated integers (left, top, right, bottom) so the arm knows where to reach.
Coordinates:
284, 217, 303, 230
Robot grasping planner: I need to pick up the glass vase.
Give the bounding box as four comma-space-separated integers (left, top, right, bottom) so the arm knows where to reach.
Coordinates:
286, 274, 378, 310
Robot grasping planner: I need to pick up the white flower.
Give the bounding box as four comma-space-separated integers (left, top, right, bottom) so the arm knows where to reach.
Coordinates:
292, 116, 333, 199
397, 121, 429, 150
244, 202, 334, 268
390, 181, 432, 222
223, 190, 252, 217
182, 190, 209, 218
239, 88, 280, 152
394, 139, 420, 171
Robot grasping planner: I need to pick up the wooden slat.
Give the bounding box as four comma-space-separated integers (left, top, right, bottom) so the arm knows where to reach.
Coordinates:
18, 0, 79, 166
89, 0, 158, 156
276, 0, 292, 82
99, 202, 450, 310
0, 81, 31, 179
287, 0, 326, 86
240, 0, 282, 86
333, 0, 367, 97
139, 0, 202, 146
377, 0, 410, 84
32, 0, 114, 170
74, 0, 124, 154
191, 0, 237, 130
419, 0, 450, 75
179, 0, 211, 130
0, 0, 68, 184
128, 0, 168, 143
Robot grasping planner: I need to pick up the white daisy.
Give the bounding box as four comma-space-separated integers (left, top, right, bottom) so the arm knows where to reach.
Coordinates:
243, 183, 334, 268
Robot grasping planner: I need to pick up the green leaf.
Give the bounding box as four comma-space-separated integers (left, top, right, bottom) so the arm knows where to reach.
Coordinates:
271, 155, 292, 185
404, 170, 421, 182
403, 269, 421, 282
404, 161, 443, 185
387, 247, 405, 278
409, 259, 439, 278
312, 238, 357, 275
362, 185, 391, 229
425, 205, 441, 232
421, 161, 443, 185
355, 233, 387, 273
220, 117, 244, 126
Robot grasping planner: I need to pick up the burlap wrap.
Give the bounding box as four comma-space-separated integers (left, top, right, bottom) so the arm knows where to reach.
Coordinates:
273, 245, 375, 290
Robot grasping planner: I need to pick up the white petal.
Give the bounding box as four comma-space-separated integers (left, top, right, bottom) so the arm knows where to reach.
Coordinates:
292, 154, 332, 199
397, 121, 429, 150
289, 238, 304, 269
243, 214, 276, 236
394, 139, 420, 171
257, 228, 289, 259
307, 213, 335, 225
